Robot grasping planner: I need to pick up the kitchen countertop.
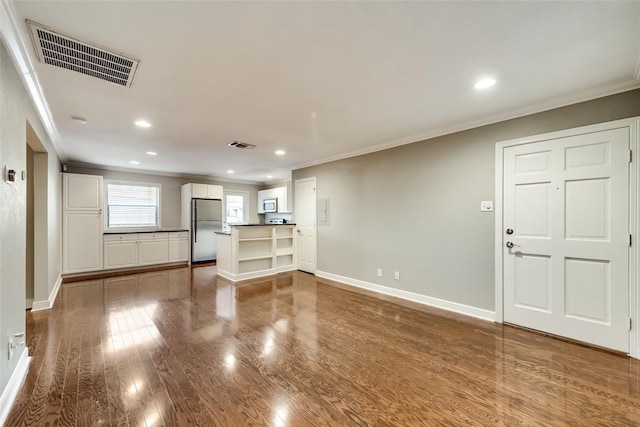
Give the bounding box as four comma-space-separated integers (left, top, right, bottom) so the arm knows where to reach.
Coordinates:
231, 223, 296, 226
104, 229, 189, 234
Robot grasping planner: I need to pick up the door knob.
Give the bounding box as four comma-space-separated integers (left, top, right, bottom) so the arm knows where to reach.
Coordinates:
506, 241, 514, 248
506, 228, 514, 235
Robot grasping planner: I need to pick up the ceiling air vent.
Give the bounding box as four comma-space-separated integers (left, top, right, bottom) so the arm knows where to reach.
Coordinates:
228, 141, 256, 150
27, 20, 140, 88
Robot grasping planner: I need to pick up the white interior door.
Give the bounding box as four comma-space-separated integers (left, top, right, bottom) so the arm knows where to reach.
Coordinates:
295, 177, 316, 274
503, 127, 630, 352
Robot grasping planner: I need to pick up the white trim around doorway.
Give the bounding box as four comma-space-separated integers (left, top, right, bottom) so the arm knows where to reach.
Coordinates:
494, 117, 639, 359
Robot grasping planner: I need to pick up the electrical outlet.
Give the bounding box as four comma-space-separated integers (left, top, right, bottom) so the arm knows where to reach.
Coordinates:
394, 271, 400, 280
377, 268, 383, 277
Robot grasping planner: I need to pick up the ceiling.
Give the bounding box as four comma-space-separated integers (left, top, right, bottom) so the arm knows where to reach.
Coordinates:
4, 1, 640, 184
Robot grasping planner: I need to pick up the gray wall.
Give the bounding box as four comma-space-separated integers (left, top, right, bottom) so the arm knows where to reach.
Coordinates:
293, 89, 640, 311
66, 165, 263, 225
0, 41, 62, 395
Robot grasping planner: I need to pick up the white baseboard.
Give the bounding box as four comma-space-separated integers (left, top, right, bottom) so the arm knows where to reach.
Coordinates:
25, 299, 33, 310
0, 347, 30, 426
31, 274, 62, 312
316, 270, 496, 322
217, 265, 297, 282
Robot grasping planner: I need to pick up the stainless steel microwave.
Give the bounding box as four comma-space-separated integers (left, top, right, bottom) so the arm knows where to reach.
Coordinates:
263, 198, 277, 213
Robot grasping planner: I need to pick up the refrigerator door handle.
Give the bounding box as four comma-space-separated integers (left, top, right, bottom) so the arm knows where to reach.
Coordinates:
194, 203, 198, 242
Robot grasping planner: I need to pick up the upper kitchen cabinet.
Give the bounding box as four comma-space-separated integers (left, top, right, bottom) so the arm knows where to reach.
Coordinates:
258, 187, 288, 213
63, 172, 103, 210
186, 183, 223, 200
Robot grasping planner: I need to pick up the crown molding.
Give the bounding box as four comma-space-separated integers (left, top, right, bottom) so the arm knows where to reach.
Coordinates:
292, 77, 640, 171
63, 161, 272, 186
0, 0, 66, 161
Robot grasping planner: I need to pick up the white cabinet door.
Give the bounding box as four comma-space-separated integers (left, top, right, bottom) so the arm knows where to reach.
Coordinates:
274, 187, 287, 212
63, 173, 103, 211
139, 233, 169, 265
207, 185, 223, 199
63, 211, 103, 273
257, 189, 267, 213
190, 183, 223, 199
104, 234, 139, 269
169, 232, 189, 262
191, 184, 209, 199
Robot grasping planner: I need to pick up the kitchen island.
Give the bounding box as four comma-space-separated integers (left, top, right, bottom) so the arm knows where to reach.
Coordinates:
216, 224, 296, 281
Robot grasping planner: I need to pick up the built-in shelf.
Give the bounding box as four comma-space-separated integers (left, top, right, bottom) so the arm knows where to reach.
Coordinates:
216, 225, 296, 281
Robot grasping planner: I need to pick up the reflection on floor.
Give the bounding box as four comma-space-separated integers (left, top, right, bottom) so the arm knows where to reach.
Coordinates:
5, 266, 640, 426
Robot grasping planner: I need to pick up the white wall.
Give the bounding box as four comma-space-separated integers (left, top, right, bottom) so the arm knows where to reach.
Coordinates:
293, 89, 640, 312
0, 40, 61, 400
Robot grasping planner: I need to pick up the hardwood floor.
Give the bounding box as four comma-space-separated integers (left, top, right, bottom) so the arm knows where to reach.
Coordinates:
5, 267, 640, 426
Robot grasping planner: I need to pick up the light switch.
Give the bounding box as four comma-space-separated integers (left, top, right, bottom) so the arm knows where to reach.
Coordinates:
480, 201, 493, 212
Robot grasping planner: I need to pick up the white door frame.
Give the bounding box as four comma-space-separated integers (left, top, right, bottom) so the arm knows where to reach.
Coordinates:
494, 117, 639, 358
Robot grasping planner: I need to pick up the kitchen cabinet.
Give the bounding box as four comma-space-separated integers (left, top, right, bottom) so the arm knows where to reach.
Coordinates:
169, 231, 189, 262
138, 232, 169, 266
184, 183, 223, 200
258, 186, 287, 213
62, 173, 103, 274
103, 231, 187, 270
104, 233, 138, 269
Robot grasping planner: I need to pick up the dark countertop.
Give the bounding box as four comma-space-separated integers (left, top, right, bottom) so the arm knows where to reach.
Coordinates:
231, 223, 296, 226
104, 229, 189, 235
215, 231, 231, 235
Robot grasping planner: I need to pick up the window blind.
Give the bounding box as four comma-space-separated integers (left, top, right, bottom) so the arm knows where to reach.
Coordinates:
106, 183, 159, 228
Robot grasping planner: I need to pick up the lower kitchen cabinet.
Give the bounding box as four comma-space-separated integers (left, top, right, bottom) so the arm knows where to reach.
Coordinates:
169, 231, 189, 262
104, 234, 138, 269
139, 232, 169, 266
63, 210, 103, 273
104, 231, 187, 270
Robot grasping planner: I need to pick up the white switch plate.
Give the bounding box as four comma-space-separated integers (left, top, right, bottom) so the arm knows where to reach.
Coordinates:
377, 268, 382, 277
480, 201, 493, 212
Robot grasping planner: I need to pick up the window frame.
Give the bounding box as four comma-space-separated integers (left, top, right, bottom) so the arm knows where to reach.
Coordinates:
223, 190, 249, 226
103, 179, 162, 231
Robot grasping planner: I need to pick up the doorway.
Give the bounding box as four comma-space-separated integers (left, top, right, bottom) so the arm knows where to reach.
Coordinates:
26, 122, 48, 310
495, 118, 639, 357
295, 177, 316, 274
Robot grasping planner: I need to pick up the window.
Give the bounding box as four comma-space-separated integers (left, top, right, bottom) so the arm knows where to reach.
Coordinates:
224, 191, 248, 225
106, 181, 161, 229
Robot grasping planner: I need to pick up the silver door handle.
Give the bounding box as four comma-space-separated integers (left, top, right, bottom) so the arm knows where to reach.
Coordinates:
506, 242, 520, 248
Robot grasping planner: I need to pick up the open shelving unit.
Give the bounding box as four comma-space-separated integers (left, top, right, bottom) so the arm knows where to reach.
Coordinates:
216, 225, 296, 281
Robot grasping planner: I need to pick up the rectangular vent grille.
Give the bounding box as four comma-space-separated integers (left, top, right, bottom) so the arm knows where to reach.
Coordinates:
27, 20, 139, 88
228, 141, 256, 149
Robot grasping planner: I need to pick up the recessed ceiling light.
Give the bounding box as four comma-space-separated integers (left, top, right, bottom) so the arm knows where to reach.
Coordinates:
71, 116, 87, 125
135, 120, 152, 128
275, 150, 286, 156
227, 170, 234, 174
266, 175, 273, 179
130, 161, 140, 165
474, 78, 496, 90
146, 151, 157, 156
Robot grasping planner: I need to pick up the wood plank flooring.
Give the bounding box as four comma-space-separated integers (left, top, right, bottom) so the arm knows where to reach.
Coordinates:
5, 267, 640, 426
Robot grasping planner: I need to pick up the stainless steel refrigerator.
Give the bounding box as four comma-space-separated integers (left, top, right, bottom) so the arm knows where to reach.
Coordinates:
191, 198, 222, 263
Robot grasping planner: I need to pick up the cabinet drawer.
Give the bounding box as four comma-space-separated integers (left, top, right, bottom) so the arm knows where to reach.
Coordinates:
169, 231, 189, 239
139, 232, 168, 241
104, 233, 138, 242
